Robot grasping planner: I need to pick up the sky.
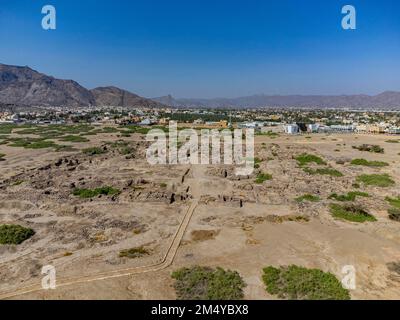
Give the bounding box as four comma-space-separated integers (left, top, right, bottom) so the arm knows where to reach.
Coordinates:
0, 0, 399, 98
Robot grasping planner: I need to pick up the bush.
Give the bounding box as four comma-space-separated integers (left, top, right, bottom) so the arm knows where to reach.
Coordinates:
262, 265, 350, 300
119, 247, 150, 258
0, 224, 35, 244
255, 173, 273, 184
303, 167, 343, 177
352, 144, 384, 153
385, 196, 400, 208
72, 186, 120, 198
295, 153, 326, 166
356, 174, 395, 187
256, 131, 279, 138
388, 208, 400, 222
350, 159, 389, 167
171, 266, 246, 300
0, 153, 5, 161
295, 194, 320, 202
329, 204, 376, 222
59, 135, 89, 143
8, 138, 57, 149
328, 191, 369, 202
82, 147, 106, 155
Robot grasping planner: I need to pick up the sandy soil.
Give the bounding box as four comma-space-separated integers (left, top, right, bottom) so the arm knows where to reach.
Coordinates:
1, 129, 400, 299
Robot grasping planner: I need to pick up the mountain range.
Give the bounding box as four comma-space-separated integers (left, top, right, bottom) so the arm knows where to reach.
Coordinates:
153, 92, 400, 109
0, 63, 163, 108
1, 63, 400, 109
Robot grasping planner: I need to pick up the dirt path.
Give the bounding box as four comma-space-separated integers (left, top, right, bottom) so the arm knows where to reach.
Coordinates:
0, 165, 206, 300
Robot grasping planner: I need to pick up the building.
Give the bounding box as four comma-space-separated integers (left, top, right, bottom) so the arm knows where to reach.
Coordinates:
307, 124, 320, 133
283, 124, 299, 134
193, 119, 204, 125
387, 127, 400, 134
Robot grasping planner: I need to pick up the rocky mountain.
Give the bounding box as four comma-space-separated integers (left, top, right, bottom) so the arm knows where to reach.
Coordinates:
153, 92, 400, 109
1, 63, 399, 109
0, 64, 95, 107
91, 86, 162, 108
0, 63, 163, 108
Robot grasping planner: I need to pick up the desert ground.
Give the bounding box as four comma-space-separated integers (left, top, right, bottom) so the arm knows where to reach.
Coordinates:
0, 126, 400, 299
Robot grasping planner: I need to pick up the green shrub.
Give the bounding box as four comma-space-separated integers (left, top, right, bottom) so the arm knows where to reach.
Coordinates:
388, 208, 400, 222
385, 196, 400, 208
256, 131, 279, 138
385, 140, 399, 143
329, 204, 376, 222
8, 138, 57, 149
82, 147, 105, 155
295, 153, 326, 166
101, 127, 119, 133
171, 266, 246, 300
255, 173, 273, 184
0, 153, 5, 161
119, 246, 150, 258
328, 191, 369, 202
0, 224, 35, 244
119, 147, 134, 155
54, 145, 77, 152
352, 144, 384, 153
303, 167, 343, 177
72, 186, 120, 198
0, 124, 18, 134
350, 159, 389, 167
59, 135, 89, 143
295, 194, 320, 202
262, 265, 350, 300
356, 174, 395, 187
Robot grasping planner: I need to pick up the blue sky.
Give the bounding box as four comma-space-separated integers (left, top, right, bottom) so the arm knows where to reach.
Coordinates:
0, 0, 399, 98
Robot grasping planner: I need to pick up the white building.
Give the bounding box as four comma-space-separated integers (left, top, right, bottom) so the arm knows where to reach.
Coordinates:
283, 124, 299, 134
307, 124, 319, 133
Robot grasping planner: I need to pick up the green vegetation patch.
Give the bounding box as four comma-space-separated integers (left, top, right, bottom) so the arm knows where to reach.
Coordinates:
388, 208, 400, 222
82, 147, 106, 155
255, 173, 273, 184
385, 196, 400, 208
119, 125, 153, 135
295, 153, 327, 166
256, 131, 279, 138
171, 266, 246, 300
0, 124, 19, 134
356, 174, 395, 187
295, 194, 320, 203
119, 246, 150, 258
262, 265, 350, 300
303, 167, 343, 177
0, 153, 5, 161
54, 145, 77, 152
328, 191, 369, 202
7, 137, 57, 149
352, 144, 384, 154
385, 140, 399, 143
72, 186, 120, 198
0, 224, 35, 245
59, 135, 89, 143
329, 203, 376, 222
350, 158, 389, 167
